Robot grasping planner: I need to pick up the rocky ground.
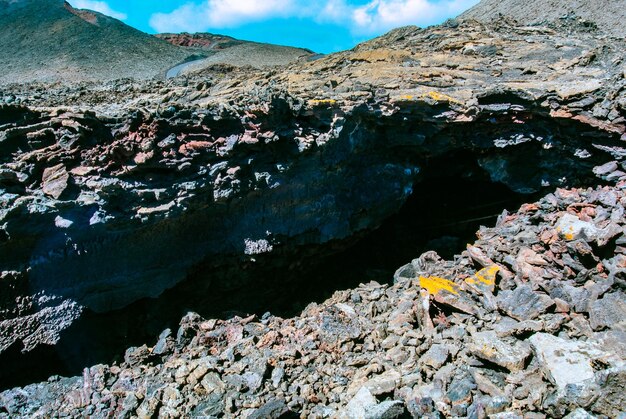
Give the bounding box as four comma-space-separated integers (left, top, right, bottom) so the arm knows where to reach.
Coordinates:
1, 182, 625, 418
1, 2, 626, 418
462, 0, 626, 38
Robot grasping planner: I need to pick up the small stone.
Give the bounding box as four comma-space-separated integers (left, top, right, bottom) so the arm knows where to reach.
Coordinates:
419, 344, 450, 369
54, 215, 74, 229
469, 331, 531, 371
271, 367, 285, 389
362, 370, 402, 396
556, 213, 599, 242
42, 163, 69, 199
201, 372, 225, 396
190, 393, 224, 417
446, 374, 476, 406
497, 285, 554, 321
247, 399, 290, 419
152, 328, 173, 355
123, 345, 150, 366
365, 400, 406, 419
484, 395, 511, 415
488, 413, 523, 419
340, 387, 377, 419
242, 372, 263, 393
563, 408, 597, 419
588, 291, 626, 331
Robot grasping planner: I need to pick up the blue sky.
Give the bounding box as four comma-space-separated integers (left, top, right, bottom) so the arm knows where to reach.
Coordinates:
69, 0, 480, 53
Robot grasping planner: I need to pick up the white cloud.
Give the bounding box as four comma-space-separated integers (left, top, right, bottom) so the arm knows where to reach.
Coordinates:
150, 0, 305, 33
149, 0, 479, 35
347, 0, 479, 34
69, 0, 128, 20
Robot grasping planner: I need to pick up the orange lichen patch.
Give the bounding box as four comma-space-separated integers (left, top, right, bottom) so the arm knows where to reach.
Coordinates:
418, 276, 459, 295
466, 265, 500, 290
555, 226, 575, 241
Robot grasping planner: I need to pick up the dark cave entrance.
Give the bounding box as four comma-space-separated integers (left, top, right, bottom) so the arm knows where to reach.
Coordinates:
0, 155, 540, 390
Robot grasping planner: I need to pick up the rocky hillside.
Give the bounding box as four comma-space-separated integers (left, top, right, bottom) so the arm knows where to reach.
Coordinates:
0, 0, 188, 84
462, 0, 626, 38
0, 0, 312, 84
157, 33, 314, 76
0, 0, 625, 417
156, 33, 245, 50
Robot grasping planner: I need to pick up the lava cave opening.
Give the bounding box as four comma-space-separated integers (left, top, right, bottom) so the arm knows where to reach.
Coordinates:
0, 161, 541, 390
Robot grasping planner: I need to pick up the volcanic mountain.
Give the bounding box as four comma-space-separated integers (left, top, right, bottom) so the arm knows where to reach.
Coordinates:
0, 0, 312, 84
0, 0, 189, 84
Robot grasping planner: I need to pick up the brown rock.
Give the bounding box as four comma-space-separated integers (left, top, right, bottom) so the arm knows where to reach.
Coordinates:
42, 163, 69, 199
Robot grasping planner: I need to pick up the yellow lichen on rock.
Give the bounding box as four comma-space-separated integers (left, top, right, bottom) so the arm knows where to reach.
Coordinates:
396, 91, 463, 105
418, 275, 459, 295
308, 99, 337, 106
422, 91, 463, 104
466, 265, 500, 288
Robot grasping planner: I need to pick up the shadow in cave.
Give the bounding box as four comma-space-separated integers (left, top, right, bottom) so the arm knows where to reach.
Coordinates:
0, 166, 541, 390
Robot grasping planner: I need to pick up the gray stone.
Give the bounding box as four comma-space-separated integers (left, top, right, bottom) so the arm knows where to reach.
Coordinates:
488, 413, 523, 419
564, 408, 597, 419
593, 161, 619, 176
365, 400, 406, 419
190, 393, 224, 417
591, 366, 626, 417
469, 331, 531, 371
589, 291, 626, 331
247, 399, 290, 419
201, 372, 225, 396
419, 344, 450, 369
497, 285, 554, 321
446, 374, 476, 406
362, 370, 401, 396
152, 328, 173, 355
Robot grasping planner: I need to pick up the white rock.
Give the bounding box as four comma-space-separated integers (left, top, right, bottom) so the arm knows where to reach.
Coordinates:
555, 213, 599, 241
527, 333, 624, 391
340, 387, 377, 419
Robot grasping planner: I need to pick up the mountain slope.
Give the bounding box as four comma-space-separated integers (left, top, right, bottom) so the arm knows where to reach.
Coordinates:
0, 0, 187, 84
157, 33, 314, 76
461, 0, 626, 38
